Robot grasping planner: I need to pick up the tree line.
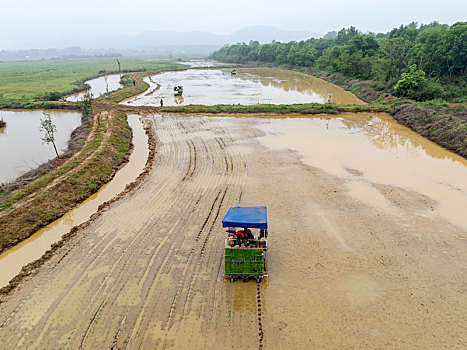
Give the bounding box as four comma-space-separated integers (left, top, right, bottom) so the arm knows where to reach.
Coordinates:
211, 22, 466, 101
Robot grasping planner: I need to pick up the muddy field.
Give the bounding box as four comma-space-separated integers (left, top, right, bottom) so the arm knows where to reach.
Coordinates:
0, 114, 466, 349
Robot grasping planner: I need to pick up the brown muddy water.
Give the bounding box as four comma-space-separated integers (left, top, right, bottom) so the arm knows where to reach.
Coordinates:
252, 113, 467, 231
0, 110, 81, 184
66, 74, 123, 101
122, 67, 364, 106
0, 115, 149, 288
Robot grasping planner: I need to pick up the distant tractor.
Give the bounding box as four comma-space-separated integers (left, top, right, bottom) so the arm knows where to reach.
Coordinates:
174, 85, 183, 96
222, 206, 269, 283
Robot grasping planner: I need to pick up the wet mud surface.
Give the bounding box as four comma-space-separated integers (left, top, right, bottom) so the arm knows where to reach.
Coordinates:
0, 114, 465, 349
123, 67, 365, 107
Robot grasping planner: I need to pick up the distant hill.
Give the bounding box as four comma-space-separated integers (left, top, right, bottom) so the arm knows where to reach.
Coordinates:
12, 26, 319, 50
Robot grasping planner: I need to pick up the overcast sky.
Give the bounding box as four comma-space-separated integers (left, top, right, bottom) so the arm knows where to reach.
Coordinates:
1, 0, 465, 49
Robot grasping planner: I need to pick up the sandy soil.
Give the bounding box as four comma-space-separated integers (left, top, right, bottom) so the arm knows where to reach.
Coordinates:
0, 115, 465, 349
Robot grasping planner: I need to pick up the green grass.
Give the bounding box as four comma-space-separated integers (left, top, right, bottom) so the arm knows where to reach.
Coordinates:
0, 58, 187, 101
158, 102, 391, 115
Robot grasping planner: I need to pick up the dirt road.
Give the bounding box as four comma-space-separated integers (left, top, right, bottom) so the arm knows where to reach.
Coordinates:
0, 115, 465, 349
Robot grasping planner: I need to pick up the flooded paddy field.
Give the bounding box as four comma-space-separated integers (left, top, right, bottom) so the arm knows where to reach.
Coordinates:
1, 113, 465, 349
0, 110, 81, 184
122, 67, 364, 106
66, 74, 123, 101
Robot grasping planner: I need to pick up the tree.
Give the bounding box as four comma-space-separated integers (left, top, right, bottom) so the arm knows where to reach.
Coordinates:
394, 64, 427, 97
382, 37, 412, 79
39, 113, 59, 158
323, 31, 337, 39
80, 92, 94, 120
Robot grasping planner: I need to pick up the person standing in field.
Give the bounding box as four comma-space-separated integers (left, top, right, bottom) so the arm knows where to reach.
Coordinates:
160, 99, 163, 107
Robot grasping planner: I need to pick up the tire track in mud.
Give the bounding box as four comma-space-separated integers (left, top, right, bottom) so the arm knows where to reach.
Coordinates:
163, 188, 227, 334
126, 119, 247, 349
0, 115, 258, 350
182, 139, 197, 181
167, 123, 253, 349
123, 117, 252, 349
83, 117, 212, 348
257, 282, 264, 349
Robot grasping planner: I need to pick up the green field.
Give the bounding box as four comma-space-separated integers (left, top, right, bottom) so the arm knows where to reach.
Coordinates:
0, 58, 185, 101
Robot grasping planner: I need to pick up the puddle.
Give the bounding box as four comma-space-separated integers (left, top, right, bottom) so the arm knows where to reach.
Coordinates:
0, 115, 149, 288
255, 114, 467, 230
66, 74, 123, 101
0, 110, 81, 184
122, 68, 364, 106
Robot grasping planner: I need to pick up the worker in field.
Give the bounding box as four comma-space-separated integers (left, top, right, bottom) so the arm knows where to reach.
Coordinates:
235, 230, 245, 246
242, 228, 253, 240
160, 99, 163, 107
235, 228, 253, 246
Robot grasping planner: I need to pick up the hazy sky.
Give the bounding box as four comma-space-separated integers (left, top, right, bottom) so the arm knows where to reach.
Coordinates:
1, 0, 465, 49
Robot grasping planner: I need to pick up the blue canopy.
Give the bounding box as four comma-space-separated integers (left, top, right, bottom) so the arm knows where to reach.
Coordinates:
222, 206, 268, 229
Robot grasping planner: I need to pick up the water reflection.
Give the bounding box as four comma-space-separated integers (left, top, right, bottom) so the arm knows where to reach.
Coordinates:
254, 114, 467, 230
338, 114, 461, 161
66, 74, 123, 101
235, 68, 364, 105
0, 110, 82, 184
174, 95, 184, 105
122, 68, 364, 107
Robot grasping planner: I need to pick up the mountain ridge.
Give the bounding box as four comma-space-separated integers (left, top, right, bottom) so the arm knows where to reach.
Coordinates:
11, 26, 320, 50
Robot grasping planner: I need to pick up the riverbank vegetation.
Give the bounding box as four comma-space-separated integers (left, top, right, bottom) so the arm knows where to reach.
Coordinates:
212, 22, 466, 103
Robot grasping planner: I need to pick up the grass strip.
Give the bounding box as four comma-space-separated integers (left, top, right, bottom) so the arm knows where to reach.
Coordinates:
158, 102, 392, 114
